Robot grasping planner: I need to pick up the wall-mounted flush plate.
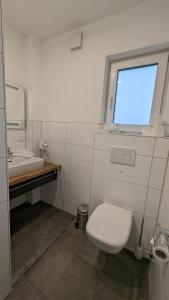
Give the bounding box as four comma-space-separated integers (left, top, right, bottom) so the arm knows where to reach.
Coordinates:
110, 147, 136, 166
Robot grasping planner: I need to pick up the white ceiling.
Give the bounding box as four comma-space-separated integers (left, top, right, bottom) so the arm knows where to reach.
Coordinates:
2, 0, 149, 40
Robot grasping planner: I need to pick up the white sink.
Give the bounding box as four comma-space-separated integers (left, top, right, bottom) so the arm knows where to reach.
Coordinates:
8, 156, 44, 177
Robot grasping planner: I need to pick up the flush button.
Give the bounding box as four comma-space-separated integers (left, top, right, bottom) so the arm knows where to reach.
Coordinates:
110, 147, 136, 166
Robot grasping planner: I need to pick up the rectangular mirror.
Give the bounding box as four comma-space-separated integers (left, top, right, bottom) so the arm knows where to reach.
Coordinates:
6, 82, 25, 129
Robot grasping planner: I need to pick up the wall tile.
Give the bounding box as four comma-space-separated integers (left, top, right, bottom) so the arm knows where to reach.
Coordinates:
163, 162, 169, 192
0, 240, 10, 282
95, 133, 155, 156
64, 183, 90, 215
91, 174, 147, 213
32, 140, 40, 157
149, 158, 167, 189
67, 123, 98, 146
7, 140, 25, 150
41, 180, 64, 210
158, 191, 169, 230
7, 130, 25, 143
154, 138, 169, 158
0, 158, 8, 204
0, 110, 7, 157
65, 164, 92, 190
43, 141, 65, 163
0, 55, 4, 109
89, 197, 103, 215
93, 150, 151, 187
42, 121, 66, 143
126, 212, 143, 252
32, 121, 41, 140
26, 121, 33, 140
64, 201, 77, 216
145, 188, 161, 219
66, 144, 93, 169
0, 275, 10, 300
142, 216, 156, 250
41, 164, 65, 210
7, 127, 26, 151
0, 202, 9, 242
25, 140, 33, 152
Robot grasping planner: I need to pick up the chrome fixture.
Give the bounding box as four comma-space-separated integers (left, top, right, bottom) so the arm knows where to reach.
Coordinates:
8, 147, 13, 162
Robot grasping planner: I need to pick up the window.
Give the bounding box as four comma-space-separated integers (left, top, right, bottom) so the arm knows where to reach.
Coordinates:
113, 65, 157, 125
105, 52, 169, 128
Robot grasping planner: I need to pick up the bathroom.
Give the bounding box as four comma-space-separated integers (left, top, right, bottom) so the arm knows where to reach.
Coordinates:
0, 0, 169, 299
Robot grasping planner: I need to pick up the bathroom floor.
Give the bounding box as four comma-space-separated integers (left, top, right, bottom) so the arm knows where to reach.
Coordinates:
8, 202, 149, 300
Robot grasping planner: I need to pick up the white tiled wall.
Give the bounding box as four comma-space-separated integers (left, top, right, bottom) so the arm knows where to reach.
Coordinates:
91, 173, 147, 213
0, 7, 11, 297
12, 118, 169, 255
7, 129, 26, 149
26, 120, 42, 156
39, 121, 169, 254
40, 122, 97, 215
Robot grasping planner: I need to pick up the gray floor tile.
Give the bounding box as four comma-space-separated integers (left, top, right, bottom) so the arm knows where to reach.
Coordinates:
93, 282, 123, 300
79, 236, 99, 266
49, 231, 85, 260
9, 204, 149, 300
11, 204, 74, 283
5, 277, 46, 300
66, 218, 84, 237
11, 207, 55, 249
48, 255, 100, 300
27, 253, 70, 297
101, 250, 149, 300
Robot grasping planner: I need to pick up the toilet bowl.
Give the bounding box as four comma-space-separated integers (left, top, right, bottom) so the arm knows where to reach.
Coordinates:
86, 203, 132, 254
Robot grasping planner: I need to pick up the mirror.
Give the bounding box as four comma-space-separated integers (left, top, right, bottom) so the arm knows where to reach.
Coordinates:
6, 82, 26, 129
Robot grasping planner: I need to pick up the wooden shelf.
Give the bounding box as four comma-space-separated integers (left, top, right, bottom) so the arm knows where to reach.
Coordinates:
9, 161, 61, 187
9, 161, 61, 200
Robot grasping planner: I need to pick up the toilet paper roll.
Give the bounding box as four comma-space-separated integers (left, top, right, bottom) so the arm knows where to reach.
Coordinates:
152, 234, 169, 263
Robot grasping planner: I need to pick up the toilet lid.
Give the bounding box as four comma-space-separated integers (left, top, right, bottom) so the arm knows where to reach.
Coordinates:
86, 203, 132, 248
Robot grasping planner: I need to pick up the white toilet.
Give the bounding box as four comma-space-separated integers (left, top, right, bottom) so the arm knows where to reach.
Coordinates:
86, 202, 132, 254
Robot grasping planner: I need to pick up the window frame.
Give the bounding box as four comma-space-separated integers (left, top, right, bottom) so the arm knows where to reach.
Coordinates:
102, 48, 169, 132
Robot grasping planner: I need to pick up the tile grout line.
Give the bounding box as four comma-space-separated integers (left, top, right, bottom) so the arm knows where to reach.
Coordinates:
91, 171, 163, 190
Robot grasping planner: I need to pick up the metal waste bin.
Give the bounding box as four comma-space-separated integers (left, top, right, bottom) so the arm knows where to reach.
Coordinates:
76, 204, 89, 230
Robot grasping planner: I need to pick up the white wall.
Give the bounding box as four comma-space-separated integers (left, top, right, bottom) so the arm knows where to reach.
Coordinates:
41, 0, 169, 123
3, 23, 26, 86
24, 36, 42, 121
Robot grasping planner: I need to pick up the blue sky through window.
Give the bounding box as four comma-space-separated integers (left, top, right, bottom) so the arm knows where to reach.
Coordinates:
113, 64, 158, 125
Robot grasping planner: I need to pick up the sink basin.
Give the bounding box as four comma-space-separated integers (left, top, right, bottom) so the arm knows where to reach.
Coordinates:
8, 157, 44, 177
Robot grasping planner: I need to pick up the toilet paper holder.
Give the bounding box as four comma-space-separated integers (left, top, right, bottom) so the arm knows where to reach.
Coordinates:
151, 223, 169, 263
154, 223, 169, 242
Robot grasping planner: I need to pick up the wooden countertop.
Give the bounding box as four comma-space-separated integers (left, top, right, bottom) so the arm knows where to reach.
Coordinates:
9, 161, 61, 187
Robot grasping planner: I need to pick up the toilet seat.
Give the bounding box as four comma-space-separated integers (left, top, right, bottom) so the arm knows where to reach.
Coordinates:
86, 203, 132, 254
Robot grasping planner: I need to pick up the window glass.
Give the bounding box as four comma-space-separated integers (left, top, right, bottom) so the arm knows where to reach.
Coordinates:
113, 64, 158, 125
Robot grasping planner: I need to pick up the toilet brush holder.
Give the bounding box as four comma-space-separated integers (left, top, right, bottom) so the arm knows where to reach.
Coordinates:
135, 217, 144, 260
135, 245, 144, 260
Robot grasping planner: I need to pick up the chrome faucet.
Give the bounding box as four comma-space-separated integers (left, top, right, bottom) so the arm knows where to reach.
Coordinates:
8, 147, 13, 162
